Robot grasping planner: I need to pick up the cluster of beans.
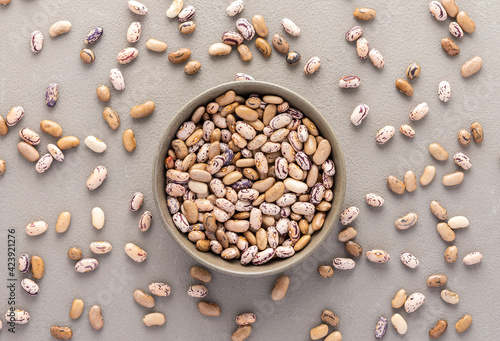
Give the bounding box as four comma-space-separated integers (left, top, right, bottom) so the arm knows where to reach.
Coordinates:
210, 0, 321, 79
166, 90, 335, 266
321, 2, 483, 339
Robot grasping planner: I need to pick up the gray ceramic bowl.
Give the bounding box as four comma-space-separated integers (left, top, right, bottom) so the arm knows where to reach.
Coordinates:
153, 81, 346, 277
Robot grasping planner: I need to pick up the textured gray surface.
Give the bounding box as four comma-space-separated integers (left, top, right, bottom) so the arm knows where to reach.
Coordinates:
0, 0, 498, 340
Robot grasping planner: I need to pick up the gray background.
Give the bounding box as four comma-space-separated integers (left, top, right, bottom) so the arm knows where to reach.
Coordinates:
0, 0, 498, 340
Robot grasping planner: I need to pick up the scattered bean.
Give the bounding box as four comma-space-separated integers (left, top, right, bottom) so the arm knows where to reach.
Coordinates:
461, 56, 482, 77
391, 313, 407, 335
471, 122, 483, 143
55, 211, 71, 233
125, 242, 147, 262
427, 274, 447, 288
198, 301, 221, 317
442, 0, 458, 17
31, 255, 44, 279
449, 22, 463, 38
226, 0, 244, 16
463, 251, 482, 265
166, 0, 183, 18
429, 1, 447, 21
89, 305, 103, 330
271, 275, 289, 300
444, 245, 458, 263
75, 258, 98, 273
456, 11, 475, 33
281, 18, 300, 36
457, 129, 471, 146
441, 38, 460, 56
86, 166, 107, 190
49, 20, 72, 37
391, 289, 407, 308
109, 68, 125, 90
455, 315, 472, 333
420, 166, 436, 186
441, 289, 459, 304
353, 7, 376, 21
103, 107, 120, 129
310, 324, 329, 340
30, 30, 43, 53
68, 247, 82, 261
84, 27, 103, 45
146, 38, 168, 52
123, 129, 137, 152
395, 79, 413, 96
442, 171, 464, 186
429, 320, 447, 339
406, 63, 421, 79
127, 22, 141, 43
70, 299, 84, 319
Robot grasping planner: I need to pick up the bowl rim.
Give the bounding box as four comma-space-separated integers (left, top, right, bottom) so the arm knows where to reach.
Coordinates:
152, 80, 346, 277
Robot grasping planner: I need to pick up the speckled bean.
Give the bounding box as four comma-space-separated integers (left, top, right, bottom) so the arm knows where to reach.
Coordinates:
332, 257, 355, 270
125, 242, 147, 262
109, 68, 125, 90
75, 258, 98, 273
375, 316, 388, 339
281, 18, 300, 36
30, 30, 43, 53
226, 0, 244, 16
400, 252, 419, 268
429, 1, 447, 21
84, 27, 103, 45
338, 75, 361, 88
127, 22, 141, 43
463, 251, 482, 265
26, 221, 48, 236
366, 250, 391, 263
356, 38, 369, 59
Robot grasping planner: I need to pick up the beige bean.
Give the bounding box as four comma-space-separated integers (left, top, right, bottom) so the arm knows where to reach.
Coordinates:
209, 43, 232, 56
198, 302, 221, 317
168, 48, 191, 63
17, 142, 39, 162
252, 15, 268, 37
324, 331, 342, 341
185, 61, 201, 75
143, 313, 166, 327
420, 165, 436, 186
429, 143, 448, 161
455, 315, 472, 333
437, 222, 455, 242
387, 175, 405, 195
457, 11, 475, 33
338, 227, 357, 242
57, 136, 80, 150
0, 160, 5, 175
146, 39, 168, 52
310, 324, 329, 340
89, 305, 103, 330
55, 211, 71, 233
232, 325, 252, 341
442, 0, 458, 17
70, 299, 84, 319
237, 44, 252, 61
40, 119, 63, 137
443, 172, 464, 186
461, 56, 482, 77
134, 289, 155, 308
395, 213, 418, 230
271, 275, 289, 300
391, 289, 407, 308
31, 255, 44, 279
49, 20, 72, 37
123, 129, 137, 152
441, 289, 459, 304
124, 242, 147, 262
404, 171, 417, 192
130, 101, 155, 118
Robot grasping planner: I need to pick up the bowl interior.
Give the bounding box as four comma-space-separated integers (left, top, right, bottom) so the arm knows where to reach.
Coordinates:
153, 81, 346, 277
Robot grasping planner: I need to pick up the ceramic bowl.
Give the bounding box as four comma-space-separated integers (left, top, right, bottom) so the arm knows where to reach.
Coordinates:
153, 81, 346, 276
